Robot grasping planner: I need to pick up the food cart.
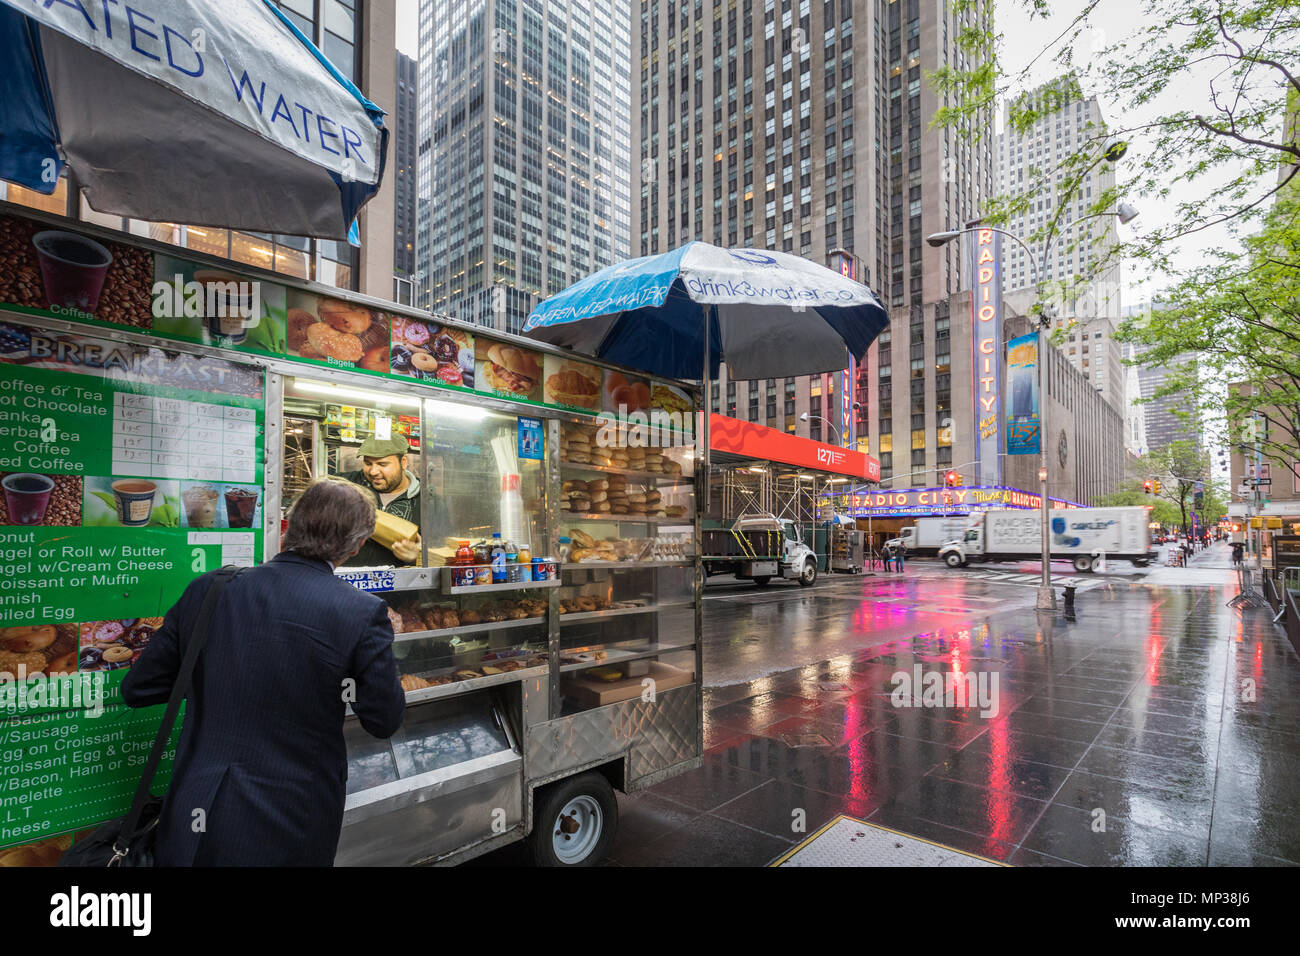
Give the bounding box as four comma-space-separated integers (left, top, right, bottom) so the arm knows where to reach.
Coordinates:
828, 517, 864, 574
0, 204, 702, 867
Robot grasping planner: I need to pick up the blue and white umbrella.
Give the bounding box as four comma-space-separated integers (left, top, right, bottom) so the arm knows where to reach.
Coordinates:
521, 242, 889, 380
0, 0, 386, 242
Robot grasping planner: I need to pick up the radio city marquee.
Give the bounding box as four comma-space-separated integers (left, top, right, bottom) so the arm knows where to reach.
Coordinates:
834, 485, 1082, 517
971, 228, 1003, 485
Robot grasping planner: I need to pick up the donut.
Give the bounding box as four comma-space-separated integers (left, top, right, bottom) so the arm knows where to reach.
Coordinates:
360, 344, 389, 372
305, 322, 364, 362
45, 653, 77, 677
403, 321, 430, 346
410, 349, 439, 372
287, 308, 316, 350
86, 621, 125, 644
0, 625, 56, 653
319, 300, 373, 334
102, 645, 133, 664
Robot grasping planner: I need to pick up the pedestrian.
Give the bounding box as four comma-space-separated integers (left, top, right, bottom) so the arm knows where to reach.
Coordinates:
1231, 541, 1244, 567
122, 477, 407, 866
895, 541, 907, 573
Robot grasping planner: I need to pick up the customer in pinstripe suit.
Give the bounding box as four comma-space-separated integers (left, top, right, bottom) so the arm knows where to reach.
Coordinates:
123, 477, 406, 866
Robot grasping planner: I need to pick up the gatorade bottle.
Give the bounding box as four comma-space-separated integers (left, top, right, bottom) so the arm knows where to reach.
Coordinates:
454, 540, 475, 587
490, 532, 507, 583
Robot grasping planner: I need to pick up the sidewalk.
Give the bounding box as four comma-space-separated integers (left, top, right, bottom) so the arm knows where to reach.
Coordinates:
612, 573, 1300, 867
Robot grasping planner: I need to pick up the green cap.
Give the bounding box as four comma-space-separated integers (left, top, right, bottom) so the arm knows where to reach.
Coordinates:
357, 435, 410, 459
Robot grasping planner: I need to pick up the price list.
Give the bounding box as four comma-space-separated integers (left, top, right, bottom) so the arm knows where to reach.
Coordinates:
111, 394, 257, 483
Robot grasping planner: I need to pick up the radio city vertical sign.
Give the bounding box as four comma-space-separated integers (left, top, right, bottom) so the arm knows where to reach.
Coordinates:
970, 228, 1003, 484
841, 362, 853, 448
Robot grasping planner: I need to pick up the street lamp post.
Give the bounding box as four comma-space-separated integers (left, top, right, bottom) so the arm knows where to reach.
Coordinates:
926, 201, 1137, 612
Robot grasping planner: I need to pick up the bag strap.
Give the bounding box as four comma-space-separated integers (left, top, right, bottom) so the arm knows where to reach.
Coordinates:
117, 565, 241, 849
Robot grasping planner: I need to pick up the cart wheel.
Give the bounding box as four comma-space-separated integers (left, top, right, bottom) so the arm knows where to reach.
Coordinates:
529, 771, 617, 867
750, 576, 772, 587
798, 559, 817, 587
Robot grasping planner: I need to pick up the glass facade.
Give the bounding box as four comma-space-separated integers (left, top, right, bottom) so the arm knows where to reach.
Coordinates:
418, 0, 632, 334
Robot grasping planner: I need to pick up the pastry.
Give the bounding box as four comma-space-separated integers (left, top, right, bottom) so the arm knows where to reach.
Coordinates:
453, 669, 482, 681
569, 497, 591, 512
400, 674, 430, 691
570, 529, 596, 548
287, 308, 316, 351
665, 505, 688, 517
305, 322, 364, 362
459, 609, 482, 624
481, 665, 504, 675
427, 675, 455, 686
592, 501, 611, 512
0, 650, 45, 679
546, 365, 601, 408
318, 300, 374, 335
576, 596, 598, 611
562, 480, 588, 494
386, 607, 405, 632
0, 625, 56, 653
46, 652, 77, 677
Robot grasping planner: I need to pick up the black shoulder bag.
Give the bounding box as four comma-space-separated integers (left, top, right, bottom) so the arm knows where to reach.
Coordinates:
59, 566, 242, 868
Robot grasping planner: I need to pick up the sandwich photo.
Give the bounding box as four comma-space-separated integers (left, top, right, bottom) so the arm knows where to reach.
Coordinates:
544, 356, 602, 410
480, 343, 543, 399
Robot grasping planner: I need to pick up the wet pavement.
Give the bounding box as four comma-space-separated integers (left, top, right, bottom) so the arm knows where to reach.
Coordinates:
612, 541, 1300, 866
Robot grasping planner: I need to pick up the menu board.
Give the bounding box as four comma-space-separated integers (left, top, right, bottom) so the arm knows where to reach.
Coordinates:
0, 317, 265, 852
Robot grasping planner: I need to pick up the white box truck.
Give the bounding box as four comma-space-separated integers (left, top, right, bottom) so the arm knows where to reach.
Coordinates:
885, 517, 980, 556
937, 507, 1155, 572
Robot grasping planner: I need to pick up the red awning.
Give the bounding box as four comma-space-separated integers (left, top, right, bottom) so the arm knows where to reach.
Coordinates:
709, 414, 880, 481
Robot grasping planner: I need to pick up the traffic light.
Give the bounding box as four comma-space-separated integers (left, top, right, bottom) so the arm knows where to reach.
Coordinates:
1153, 480, 1162, 494
1143, 480, 1153, 494
945, 471, 960, 487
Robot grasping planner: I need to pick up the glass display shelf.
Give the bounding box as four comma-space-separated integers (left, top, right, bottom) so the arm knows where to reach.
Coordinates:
558, 462, 695, 484
558, 643, 697, 673
558, 599, 693, 624
440, 573, 563, 595
391, 616, 546, 644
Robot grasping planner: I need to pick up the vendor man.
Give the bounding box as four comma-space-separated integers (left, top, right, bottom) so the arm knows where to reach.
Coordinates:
341, 435, 422, 567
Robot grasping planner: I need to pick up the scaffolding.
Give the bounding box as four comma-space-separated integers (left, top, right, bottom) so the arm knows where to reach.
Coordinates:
713, 465, 828, 525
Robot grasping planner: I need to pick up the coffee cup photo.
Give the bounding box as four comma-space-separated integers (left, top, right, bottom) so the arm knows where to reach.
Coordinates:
83, 477, 181, 529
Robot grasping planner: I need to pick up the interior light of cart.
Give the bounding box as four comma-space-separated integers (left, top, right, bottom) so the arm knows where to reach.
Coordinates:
423, 399, 492, 421
828, 478, 849, 484
291, 380, 422, 408
798, 474, 815, 480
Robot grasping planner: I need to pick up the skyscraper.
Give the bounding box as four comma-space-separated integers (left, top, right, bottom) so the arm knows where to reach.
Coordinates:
394, 52, 420, 298
998, 75, 1125, 412
633, 0, 993, 487
417, 0, 633, 333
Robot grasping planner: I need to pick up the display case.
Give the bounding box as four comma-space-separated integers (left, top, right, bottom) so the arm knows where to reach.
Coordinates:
307, 376, 702, 864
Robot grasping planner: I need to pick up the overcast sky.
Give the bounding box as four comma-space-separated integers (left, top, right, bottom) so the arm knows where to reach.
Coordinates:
393, 0, 1247, 304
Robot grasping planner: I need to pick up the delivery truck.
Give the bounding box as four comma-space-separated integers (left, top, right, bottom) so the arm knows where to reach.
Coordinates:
702, 513, 819, 586
885, 517, 980, 556
937, 507, 1156, 572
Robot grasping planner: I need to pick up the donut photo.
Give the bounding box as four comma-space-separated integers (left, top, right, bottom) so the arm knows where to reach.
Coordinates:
78, 617, 162, 672
390, 317, 474, 389
284, 289, 390, 370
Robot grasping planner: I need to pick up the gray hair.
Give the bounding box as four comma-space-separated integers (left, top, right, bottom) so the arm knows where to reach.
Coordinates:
282, 477, 377, 563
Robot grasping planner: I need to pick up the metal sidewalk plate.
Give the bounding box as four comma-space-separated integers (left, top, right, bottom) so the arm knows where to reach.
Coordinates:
771, 816, 1007, 867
